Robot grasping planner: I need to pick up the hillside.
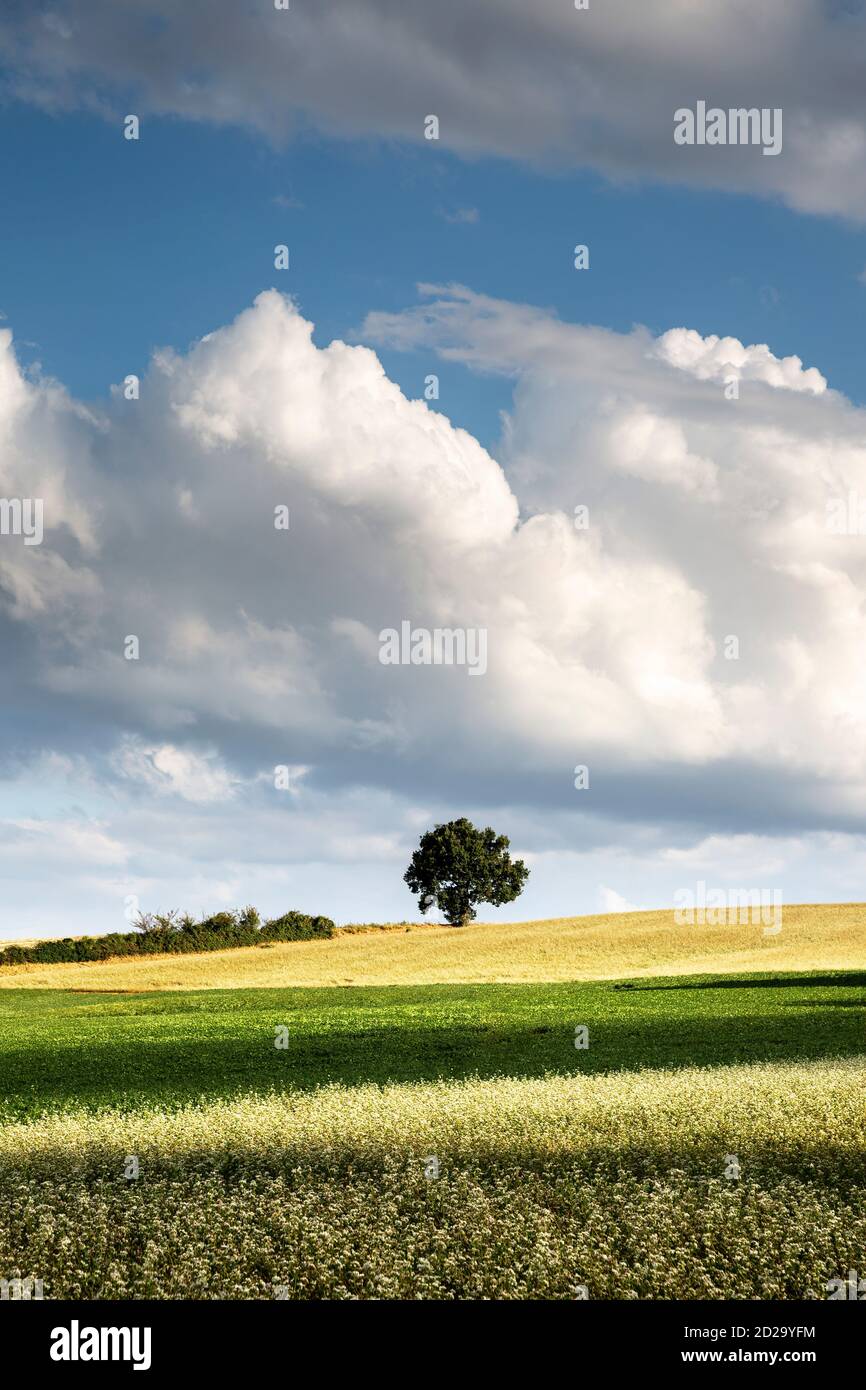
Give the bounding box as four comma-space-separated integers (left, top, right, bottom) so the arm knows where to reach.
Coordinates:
1, 902, 863, 991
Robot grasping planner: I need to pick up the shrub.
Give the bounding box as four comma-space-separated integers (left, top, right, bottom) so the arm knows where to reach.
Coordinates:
0, 906, 335, 969
261, 912, 334, 942
197, 912, 239, 934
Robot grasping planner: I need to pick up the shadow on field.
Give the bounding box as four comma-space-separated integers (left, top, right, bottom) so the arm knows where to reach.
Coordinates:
1, 973, 865, 1121
630, 973, 866, 992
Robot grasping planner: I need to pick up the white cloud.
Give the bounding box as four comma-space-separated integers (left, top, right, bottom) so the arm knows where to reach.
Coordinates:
4, 284, 866, 794
5, 284, 866, 932
652, 328, 827, 394
0, 818, 127, 868
604, 408, 720, 498
113, 740, 239, 804
598, 886, 643, 914
363, 284, 866, 791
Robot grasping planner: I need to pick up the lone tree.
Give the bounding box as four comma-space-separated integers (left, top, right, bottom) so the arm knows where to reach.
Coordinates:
404, 818, 529, 926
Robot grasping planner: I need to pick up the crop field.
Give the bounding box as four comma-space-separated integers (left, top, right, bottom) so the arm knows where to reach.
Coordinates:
1, 971, 864, 1121
2, 901, 865, 991
1, 908, 864, 1299
2, 1060, 865, 1299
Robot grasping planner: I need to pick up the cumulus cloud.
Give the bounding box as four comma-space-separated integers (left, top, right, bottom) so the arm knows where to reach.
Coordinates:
2, 2, 866, 218
364, 283, 866, 803
4, 284, 866, 932
651, 329, 827, 395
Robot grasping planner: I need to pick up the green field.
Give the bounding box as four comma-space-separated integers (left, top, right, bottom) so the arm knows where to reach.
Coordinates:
1, 971, 863, 1121
1, 918, 864, 1299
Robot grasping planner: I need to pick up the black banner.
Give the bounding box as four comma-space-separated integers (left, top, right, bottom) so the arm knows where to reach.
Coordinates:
3, 1298, 859, 1375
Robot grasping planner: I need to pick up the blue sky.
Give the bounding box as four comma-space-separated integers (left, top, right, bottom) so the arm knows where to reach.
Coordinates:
4, 2, 866, 938
3, 104, 866, 447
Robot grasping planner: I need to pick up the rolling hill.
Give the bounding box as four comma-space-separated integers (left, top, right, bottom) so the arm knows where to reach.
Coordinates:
1, 902, 864, 990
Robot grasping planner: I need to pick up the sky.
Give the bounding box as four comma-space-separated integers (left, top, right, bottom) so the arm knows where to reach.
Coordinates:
3, 1, 866, 936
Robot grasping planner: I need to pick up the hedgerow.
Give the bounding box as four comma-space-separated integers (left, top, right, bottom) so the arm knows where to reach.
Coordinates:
0, 907, 334, 967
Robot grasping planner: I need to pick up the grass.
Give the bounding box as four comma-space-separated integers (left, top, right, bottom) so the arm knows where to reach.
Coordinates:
0, 970, 863, 1122
2, 901, 864, 990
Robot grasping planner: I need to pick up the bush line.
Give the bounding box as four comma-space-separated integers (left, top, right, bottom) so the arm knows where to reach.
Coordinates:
0, 908, 335, 967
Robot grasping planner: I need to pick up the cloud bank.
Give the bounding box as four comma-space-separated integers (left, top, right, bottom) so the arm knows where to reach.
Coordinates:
3, 285, 866, 931
3, 1, 866, 217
